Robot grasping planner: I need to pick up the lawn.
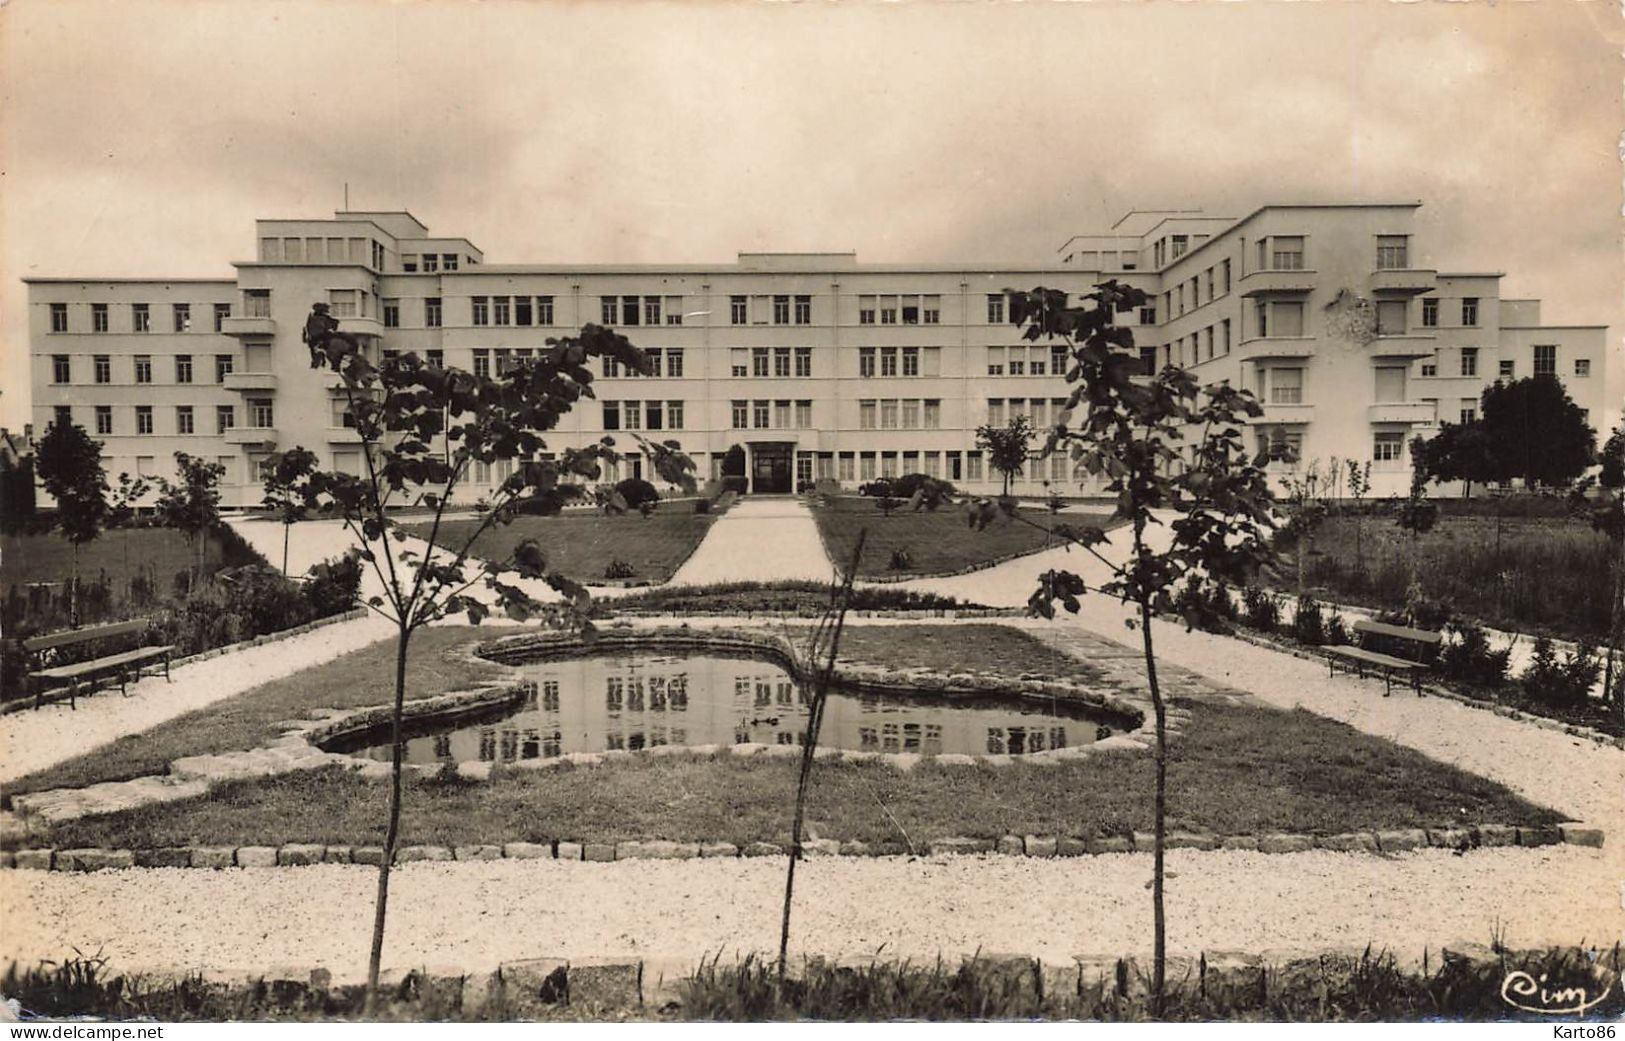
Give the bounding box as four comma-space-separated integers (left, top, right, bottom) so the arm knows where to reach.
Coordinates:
1279, 509, 1618, 641
1, 527, 243, 594
813, 496, 1119, 578
834, 624, 1096, 679
397, 511, 714, 585
30, 696, 1562, 851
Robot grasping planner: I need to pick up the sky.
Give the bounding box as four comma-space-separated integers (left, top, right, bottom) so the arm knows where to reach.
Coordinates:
2, 0, 1620, 432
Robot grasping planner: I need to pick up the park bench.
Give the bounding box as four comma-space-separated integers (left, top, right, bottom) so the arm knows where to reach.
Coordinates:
1324, 619, 1442, 697
22, 618, 174, 710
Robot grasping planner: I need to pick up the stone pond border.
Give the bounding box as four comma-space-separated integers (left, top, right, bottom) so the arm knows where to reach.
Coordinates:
2, 820, 1603, 873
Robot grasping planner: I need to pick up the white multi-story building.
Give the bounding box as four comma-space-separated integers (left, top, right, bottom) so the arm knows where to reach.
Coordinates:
26, 203, 1607, 505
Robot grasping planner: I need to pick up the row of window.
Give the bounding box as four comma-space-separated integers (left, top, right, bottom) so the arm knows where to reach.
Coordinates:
48, 302, 234, 335
1160, 258, 1233, 321
986, 398, 1071, 430
729, 399, 817, 430
49, 353, 243, 385
813, 449, 991, 485
400, 252, 468, 273
987, 345, 1070, 377
1418, 345, 1579, 379
52, 401, 271, 436
601, 400, 687, 431
857, 399, 943, 430
858, 346, 940, 378
1420, 297, 1479, 328
469, 296, 556, 327
260, 236, 388, 269
1242, 233, 1412, 272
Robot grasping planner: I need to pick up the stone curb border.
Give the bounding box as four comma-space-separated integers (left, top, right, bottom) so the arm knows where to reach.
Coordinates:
0, 607, 370, 717
605, 608, 1028, 620
5, 941, 1612, 1018
3, 820, 1600, 872
1221, 625, 1625, 751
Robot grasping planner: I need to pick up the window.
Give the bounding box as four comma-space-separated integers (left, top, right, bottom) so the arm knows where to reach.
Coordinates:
923, 399, 941, 429
1008, 352, 1025, 376
1269, 368, 1303, 405
215, 354, 233, 382
175, 355, 193, 384
665, 400, 684, 430
730, 348, 749, 378
902, 347, 919, 377
94, 355, 111, 383
860, 453, 876, 481
53, 405, 71, 428
132, 303, 150, 332
472, 296, 489, 326
987, 399, 1005, 427
472, 349, 491, 378
967, 452, 984, 482
51, 354, 70, 383
641, 296, 662, 326
793, 295, 812, 325
774, 400, 790, 428
1575, 358, 1591, 378
1421, 355, 1438, 377
244, 343, 271, 373
859, 400, 877, 429
752, 347, 770, 378
1373, 432, 1406, 464
426, 349, 444, 368
1374, 366, 1408, 402
1459, 400, 1478, 425
216, 405, 235, 434
602, 401, 621, 430
249, 398, 274, 428
420, 253, 438, 273
922, 295, 941, 324
95, 405, 112, 435
793, 346, 811, 378
380, 298, 400, 328
753, 400, 770, 428
880, 347, 898, 377
1375, 300, 1407, 336
987, 294, 1005, 324
774, 347, 791, 378
92, 303, 109, 333
1269, 301, 1305, 337
795, 400, 812, 428
901, 400, 919, 429
244, 290, 270, 318
1460, 347, 1478, 377
135, 405, 153, 435
489, 296, 510, 326
214, 303, 231, 331
859, 295, 877, 324
772, 295, 790, 325
1376, 235, 1409, 270
838, 453, 856, 482
859, 348, 876, 378
730, 296, 747, 324
1461, 297, 1479, 326
732, 400, 748, 428
1271, 236, 1305, 270
493, 348, 512, 376
1138, 306, 1156, 326
661, 348, 683, 378
441, 254, 458, 272
425, 298, 442, 327
401, 254, 418, 272
1534, 344, 1557, 376
537, 296, 556, 325
49, 302, 68, 332
1497, 359, 1514, 379
616, 295, 639, 325
1421, 298, 1438, 328
176, 406, 194, 435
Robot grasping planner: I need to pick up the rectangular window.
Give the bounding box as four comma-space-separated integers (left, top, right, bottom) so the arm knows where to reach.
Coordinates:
732, 400, 748, 429
1376, 300, 1407, 336
794, 295, 812, 325
839, 453, 856, 482
1497, 359, 1514, 379
1269, 368, 1303, 405
1009, 353, 1025, 376
132, 303, 150, 332
793, 346, 812, 378
772, 295, 790, 325
425, 297, 442, 327
1460, 400, 1478, 425
1460, 347, 1479, 377
728, 347, 748, 378
1374, 366, 1408, 402
922, 295, 941, 324
214, 354, 233, 382
1461, 297, 1479, 326
880, 347, 898, 377
472, 349, 491, 379
967, 452, 983, 482
1575, 358, 1591, 377
135, 405, 153, 435
858, 295, 877, 325
51, 354, 70, 383
901, 399, 919, 429
730, 296, 747, 324
174, 355, 193, 384
1376, 235, 1409, 270
901, 347, 919, 377
92, 303, 109, 333
1221, 259, 1231, 294
164, 303, 189, 333
987, 294, 1005, 324
774, 400, 791, 428
176, 406, 194, 435
602, 401, 621, 430
53, 405, 71, 428
537, 296, 556, 325
421, 253, 438, 273
244, 290, 271, 318
1271, 236, 1305, 270
401, 254, 418, 272
327, 289, 357, 318
880, 452, 898, 479
95, 405, 112, 435
644, 400, 664, 431
987, 399, 1005, 427
94, 355, 111, 383
249, 398, 274, 428
471, 296, 489, 326
214, 303, 231, 331
1421, 298, 1438, 328
753, 400, 770, 429
795, 400, 812, 428
860, 453, 876, 481
441, 254, 458, 272
643, 296, 663, 326
752, 348, 770, 378
382, 298, 400, 328
215, 404, 234, 434
1373, 432, 1405, 464
859, 348, 876, 378
987, 346, 1004, 377
664, 400, 684, 430
773, 347, 791, 378
49, 302, 68, 332
859, 400, 877, 430
492, 296, 511, 326
1533, 344, 1557, 376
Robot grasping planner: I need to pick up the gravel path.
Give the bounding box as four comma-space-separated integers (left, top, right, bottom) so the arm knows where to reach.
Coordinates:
670, 498, 834, 586
3, 846, 1613, 981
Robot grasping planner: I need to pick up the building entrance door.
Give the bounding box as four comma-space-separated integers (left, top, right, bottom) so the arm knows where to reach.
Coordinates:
750, 443, 793, 493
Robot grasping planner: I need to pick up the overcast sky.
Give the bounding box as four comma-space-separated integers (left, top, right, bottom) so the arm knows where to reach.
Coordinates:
3, 0, 1620, 431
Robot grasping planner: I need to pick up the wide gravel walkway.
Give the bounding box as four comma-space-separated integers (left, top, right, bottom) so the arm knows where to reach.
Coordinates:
670, 497, 834, 586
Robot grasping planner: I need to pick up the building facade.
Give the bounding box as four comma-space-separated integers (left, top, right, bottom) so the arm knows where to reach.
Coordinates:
26, 203, 1608, 506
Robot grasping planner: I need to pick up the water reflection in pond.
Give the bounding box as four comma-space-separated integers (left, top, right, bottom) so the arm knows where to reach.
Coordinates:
348, 653, 1127, 765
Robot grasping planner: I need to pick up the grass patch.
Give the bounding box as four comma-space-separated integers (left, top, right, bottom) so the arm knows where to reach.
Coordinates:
2, 627, 503, 801
834, 624, 1089, 678
1281, 512, 1617, 642
0, 528, 244, 592
396, 511, 713, 584
31, 696, 1562, 851
813, 496, 1118, 578
598, 581, 988, 616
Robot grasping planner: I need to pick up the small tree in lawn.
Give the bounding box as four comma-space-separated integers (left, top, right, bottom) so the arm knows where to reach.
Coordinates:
1002, 282, 1276, 1016
975, 414, 1034, 498
298, 307, 695, 1011
1345, 458, 1372, 579
261, 447, 321, 575
1477, 376, 1595, 489
1393, 436, 1440, 621
154, 452, 225, 591
34, 421, 109, 627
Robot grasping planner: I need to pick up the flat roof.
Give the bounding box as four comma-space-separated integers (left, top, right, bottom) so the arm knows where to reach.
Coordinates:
22, 276, 234, 284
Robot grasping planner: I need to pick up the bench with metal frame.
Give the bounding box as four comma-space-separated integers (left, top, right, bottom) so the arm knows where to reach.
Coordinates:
22, 619, 175, 710
1324, 619, 1442, 697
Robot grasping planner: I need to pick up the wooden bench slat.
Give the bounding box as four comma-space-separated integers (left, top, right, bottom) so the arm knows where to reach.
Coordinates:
33, 645, 176, 681
1350, 620, 1442, 645
1326, 646, 1422, 670
23, 619, 154, 652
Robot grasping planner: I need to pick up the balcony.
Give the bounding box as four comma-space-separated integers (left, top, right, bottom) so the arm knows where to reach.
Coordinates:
1369, 268, 1438, 295
220, 316, 276, 338
1368, 402, 1436, 425
1367, 333, 1437, 360
326, 425, 363, 444
331, 315, 383, 339
223, 427, 279, 447
1249, 403, 1315, 426
222, 371, 278, 392
1240, 269, 1317, 297
1237, 336, 1316, 361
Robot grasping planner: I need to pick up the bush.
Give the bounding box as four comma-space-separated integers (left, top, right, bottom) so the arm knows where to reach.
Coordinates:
1520, 636, 1600, 708
721, 475, 749, 494
859, 479, 895, 498
614, 477, 660, 510
888, 548, 913, 571
593, 580, 983, 617
1437, 622, 1511, 688
694, 498, 711, 515
891, 472, 957, 499
1291, 594, 1326, 645
1323, 614, 1350, 646
603, 557, 637, 580
302, 553, 362, 617
1173, 578, 1236, 634
1241, 586, 1280, 632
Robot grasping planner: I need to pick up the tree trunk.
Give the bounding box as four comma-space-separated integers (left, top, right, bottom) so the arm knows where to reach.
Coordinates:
364, 626, 413, 1014
70, 541, 80, 628
283, 523, 291, 577
1138, 593, 1168, 1018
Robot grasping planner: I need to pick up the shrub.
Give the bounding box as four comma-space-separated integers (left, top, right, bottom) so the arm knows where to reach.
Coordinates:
858, 478, 895, 498
1521, 637, 1600, 708
891, 472, 958, 499
1402, 582, 1453, 630
593, 580, 982, 617
694, 498, 711, 515
1437, 622, 1511, 688
1173, 578, 1236, 634
302, 553, 362, 617
1291, 594, 1326, 645
1241, 586, 1280, 632
721, 475, 749, 494
1323, 614, 1350, 646
614, 477, 660, 510
603, 557, 638, 580
888, 548, 913, 571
